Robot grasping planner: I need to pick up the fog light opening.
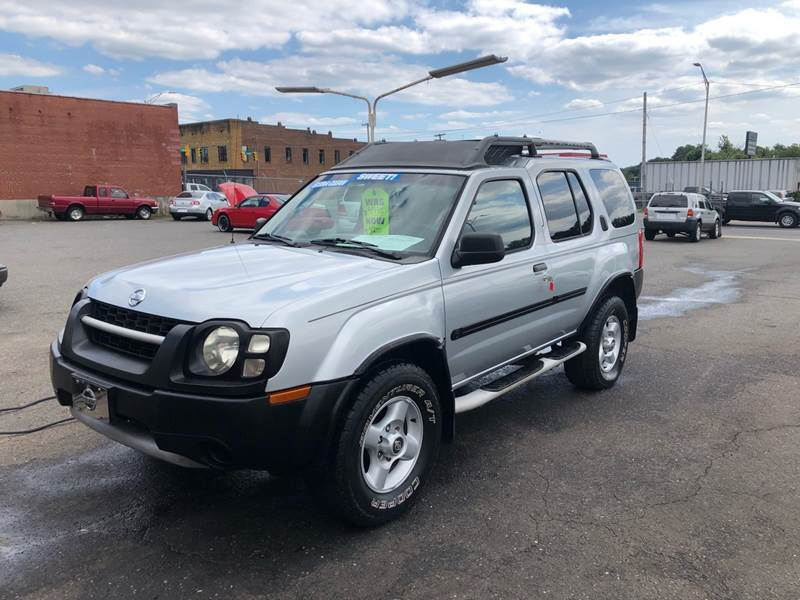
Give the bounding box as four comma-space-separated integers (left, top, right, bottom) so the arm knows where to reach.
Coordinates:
242, 358, 266, 378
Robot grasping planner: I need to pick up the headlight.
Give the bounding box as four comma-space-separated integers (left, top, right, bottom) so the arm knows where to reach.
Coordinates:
202, 326, 240, 374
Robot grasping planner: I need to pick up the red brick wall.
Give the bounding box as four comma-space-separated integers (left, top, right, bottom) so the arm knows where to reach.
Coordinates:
0, 91, 181, 200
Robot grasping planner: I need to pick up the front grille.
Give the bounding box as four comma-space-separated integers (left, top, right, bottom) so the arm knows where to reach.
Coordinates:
92, 300, 181, 337
87, 300, 186, 361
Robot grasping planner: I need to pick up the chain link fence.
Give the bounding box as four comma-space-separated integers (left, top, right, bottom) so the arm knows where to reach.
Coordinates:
183, 174, 309, 195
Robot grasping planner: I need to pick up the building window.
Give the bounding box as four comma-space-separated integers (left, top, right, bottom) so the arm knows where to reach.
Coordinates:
264, 146, 271, 163
200, 147, 209, 163
217, 145, 227, 162
190, 148, 196, 163
334, 149, 341, 164
285, 147, 292, 163
302, 148, 309, 164
319, 149, 325, 164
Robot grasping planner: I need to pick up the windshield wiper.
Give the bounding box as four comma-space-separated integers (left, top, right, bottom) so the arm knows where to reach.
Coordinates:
309, 238, 402, 260
251, 232, 300, 247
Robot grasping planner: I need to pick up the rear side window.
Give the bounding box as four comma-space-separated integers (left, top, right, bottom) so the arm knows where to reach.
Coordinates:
590, 169, 636, 227
649, 194, 687, 208
537, 171, 593, 241
463, 179, 532, 251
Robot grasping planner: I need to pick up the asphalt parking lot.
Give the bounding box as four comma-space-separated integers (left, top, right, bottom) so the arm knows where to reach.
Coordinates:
2, 217, 800, 599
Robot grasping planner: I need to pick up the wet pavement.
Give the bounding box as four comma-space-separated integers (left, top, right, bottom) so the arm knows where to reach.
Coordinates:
2, 219, 800, 599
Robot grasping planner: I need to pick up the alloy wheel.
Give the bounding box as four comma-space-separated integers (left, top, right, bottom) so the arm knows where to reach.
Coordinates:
598, 315, 622, 373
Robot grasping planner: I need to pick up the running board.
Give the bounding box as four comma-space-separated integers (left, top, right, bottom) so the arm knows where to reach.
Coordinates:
454, 342, 586, 414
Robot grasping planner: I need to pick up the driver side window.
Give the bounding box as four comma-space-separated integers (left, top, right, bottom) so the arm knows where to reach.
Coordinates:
462, 179, 532, 252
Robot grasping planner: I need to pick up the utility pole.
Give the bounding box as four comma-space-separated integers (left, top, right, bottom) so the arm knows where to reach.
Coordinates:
434, 133, 445, 141
694, 62, 710, 190
641, 92, 647, 200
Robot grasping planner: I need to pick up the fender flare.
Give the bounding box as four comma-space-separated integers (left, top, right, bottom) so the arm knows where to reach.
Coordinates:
579, 272, 639, 342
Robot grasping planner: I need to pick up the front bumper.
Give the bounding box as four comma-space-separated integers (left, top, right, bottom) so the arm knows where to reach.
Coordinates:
50, 339, 353, 472
644, 217, 696, 233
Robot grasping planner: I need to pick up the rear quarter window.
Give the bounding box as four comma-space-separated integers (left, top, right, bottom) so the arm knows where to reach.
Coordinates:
590, 169, 636, 228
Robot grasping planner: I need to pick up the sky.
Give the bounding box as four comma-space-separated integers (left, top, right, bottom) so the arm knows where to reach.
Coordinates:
1, 0, 800, 166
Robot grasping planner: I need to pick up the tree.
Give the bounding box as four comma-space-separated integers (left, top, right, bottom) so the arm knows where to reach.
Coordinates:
672, 144, 702, 161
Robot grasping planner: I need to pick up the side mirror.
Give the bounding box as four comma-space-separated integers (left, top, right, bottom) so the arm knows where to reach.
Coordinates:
452, 232, 505, 268
255, 217, 268, 228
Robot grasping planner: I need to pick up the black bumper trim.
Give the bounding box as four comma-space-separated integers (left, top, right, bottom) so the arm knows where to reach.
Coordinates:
51, 341, 353, 472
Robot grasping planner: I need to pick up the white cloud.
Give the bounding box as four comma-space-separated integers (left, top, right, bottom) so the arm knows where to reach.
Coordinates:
133, 92, 212, 123
0, 52, 60, 76
261, 112, 359, 128
83, 64, 104, 75
564, 98, 602, 110
150, 56, 512, 107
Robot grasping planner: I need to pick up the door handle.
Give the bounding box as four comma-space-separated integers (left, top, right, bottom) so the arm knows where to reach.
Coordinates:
533, 263, 548, 273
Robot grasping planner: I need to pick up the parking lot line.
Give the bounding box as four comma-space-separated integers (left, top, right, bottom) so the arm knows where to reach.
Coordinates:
725, 235, 800, 242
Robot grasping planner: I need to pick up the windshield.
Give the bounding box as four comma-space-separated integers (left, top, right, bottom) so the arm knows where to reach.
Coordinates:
256, 172, 465, 257
649, 194, 687, 208
763, 191, 783, 202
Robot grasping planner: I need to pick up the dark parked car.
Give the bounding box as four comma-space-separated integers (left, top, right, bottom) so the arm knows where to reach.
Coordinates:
720, 190, 800, 228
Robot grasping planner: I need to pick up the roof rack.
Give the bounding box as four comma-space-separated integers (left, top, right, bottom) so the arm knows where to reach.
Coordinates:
330, 135, 601, 171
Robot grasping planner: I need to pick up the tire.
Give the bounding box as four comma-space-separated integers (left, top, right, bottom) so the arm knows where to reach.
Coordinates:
171, 214, 182, 221
722, 215, 731, 225
217, 214, 232, 232
309, 362, 442, 527
709, 219, 722, 239
66, 205, 84, 222
689, 221, 701, 242
644, 230, 656, 241
778, 212, 798, 228
136, 206, 152, 220
666, 232, 676, 238
565, 296, 629, 391
204, 208, 213, 221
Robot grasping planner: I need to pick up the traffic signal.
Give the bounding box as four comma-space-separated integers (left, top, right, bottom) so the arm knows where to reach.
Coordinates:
183, 144, 190, 156
241, 146, 248, 162
253, 151, 258, 161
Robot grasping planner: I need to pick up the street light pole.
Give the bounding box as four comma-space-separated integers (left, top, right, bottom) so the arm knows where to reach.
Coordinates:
694, 62, 710, 191
277, 55, 508, 143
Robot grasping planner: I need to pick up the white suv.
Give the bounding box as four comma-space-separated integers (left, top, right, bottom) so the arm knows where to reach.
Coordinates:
644, 192, 721, 242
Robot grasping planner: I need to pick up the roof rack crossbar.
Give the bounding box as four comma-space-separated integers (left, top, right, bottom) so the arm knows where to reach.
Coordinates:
474, 136, 600, 162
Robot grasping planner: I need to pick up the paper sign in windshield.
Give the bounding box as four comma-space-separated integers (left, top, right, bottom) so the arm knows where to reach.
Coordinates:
361, 188, 390, 235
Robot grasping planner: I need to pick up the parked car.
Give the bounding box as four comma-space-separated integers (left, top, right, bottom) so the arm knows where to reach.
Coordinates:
211, 194, 286, 231
184, 183, 212, 192
37, 185, 158, 222
719, 190, 800, 228
644, 192, 721, 241
169, 191, 230, 221
0, 263, 7, 287
49, 136, 643, 526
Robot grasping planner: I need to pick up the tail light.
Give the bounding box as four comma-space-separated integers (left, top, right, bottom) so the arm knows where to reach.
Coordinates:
192, 200, 200, 205
687, 208, 694, 218
643, 207, 648, 218
637, 229, 644, 269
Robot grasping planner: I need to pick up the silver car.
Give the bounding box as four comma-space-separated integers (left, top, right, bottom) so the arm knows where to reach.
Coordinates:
644, 192, 721, 242
49, 136, 643, 526
169, 191, 229, 221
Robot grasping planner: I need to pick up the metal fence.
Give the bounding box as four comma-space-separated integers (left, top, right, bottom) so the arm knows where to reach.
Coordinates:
183, 173, 309, 195
644, 158, 800, 194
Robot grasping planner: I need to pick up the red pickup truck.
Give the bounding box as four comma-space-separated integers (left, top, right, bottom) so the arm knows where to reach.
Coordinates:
37, 185, 159, 221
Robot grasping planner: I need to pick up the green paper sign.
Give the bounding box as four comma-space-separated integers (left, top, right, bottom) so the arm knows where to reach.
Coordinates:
362, 188, 390, 235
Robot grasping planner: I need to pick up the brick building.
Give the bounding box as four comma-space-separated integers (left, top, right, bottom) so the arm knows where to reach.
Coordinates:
0, 89, 181, 219
179, 119, 365, 194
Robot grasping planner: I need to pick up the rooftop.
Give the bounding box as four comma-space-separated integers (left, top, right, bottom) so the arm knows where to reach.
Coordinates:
330, 136, 601, 171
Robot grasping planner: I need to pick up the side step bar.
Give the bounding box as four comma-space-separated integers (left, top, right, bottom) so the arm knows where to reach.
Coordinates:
454, 342, 586, 414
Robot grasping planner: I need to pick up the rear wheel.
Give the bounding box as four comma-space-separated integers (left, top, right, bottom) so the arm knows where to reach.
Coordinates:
217, 214, 232, 232
565, 296, 629, 391
666, 232, 676, 238
778, 212, 798, 228
136, 206, 152, 220
709, 219, 722, 239
689, 221, 702, 242
309, 362, 441, 527
171, 214, 182, 221
644, 230, 656, 241
66, 205, 84, 222
205, 208, 213, 221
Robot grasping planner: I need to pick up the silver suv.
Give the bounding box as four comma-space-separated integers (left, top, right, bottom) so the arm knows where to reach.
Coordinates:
49, 137, 644, 525
644, 191, 722, 241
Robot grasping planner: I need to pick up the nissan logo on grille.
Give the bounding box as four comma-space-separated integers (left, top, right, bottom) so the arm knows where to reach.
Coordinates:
128, 288, 146, 307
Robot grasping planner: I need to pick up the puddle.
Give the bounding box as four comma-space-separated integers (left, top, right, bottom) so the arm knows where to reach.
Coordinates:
639, 265, 741, 321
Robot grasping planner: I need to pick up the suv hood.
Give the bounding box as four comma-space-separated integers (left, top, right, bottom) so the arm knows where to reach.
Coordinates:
87, 243, 399, 325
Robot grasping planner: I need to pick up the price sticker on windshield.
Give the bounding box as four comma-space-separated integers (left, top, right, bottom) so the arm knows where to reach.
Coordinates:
362, 188, 390, 235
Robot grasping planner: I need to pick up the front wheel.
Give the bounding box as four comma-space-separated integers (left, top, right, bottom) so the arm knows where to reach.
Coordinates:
310, 363, 442, 527
778, 212, 798, 228
136, 206, 152, 220
217, 214, 232, 232
565, 296, 629, 391
709, 219, 722, 239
